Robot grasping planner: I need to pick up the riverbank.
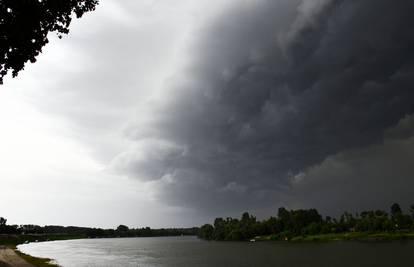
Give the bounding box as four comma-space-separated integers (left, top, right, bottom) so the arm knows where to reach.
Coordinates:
0, 246, 32, 267
11, 236, 414, 267
13, 249, 57, 267
0, 232, 197, 266
0, 245, 59, 267
0, 235, 80, 267
254, 231, 414, 242
0, 246, 57, 267
4, 231, 414, 266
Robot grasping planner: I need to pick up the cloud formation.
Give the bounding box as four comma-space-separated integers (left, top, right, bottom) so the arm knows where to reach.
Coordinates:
111, 0, 414, 217
8, 0, 414, 225
294, 115, 414, 216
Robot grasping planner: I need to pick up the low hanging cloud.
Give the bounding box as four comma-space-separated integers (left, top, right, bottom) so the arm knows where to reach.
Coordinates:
293, 114, 414, 215
112, 0, 414, 216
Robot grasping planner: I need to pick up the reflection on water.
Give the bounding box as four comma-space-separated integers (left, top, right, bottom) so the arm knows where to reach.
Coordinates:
18, 236, 414, 267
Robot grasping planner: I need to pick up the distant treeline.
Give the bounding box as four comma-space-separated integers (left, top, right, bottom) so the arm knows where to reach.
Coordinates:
198, 203, 414, 241
0, 217, 198, 238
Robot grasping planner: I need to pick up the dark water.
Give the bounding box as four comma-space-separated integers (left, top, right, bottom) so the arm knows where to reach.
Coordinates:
18, 236, 414, 267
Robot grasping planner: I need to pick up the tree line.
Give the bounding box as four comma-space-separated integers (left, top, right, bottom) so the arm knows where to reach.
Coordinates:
198, 203, 414, 241
0, 217, 198, 238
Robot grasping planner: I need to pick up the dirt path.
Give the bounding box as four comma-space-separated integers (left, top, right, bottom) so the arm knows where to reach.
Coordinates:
0, 247, 33, 267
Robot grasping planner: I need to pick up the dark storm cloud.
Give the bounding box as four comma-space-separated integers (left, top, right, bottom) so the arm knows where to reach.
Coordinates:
114, 0, 414, 216
293, 116, 414, 216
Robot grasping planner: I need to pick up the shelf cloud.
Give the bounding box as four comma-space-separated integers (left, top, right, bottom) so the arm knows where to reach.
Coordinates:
4, 0, 414, 226
112, 0, 414, 216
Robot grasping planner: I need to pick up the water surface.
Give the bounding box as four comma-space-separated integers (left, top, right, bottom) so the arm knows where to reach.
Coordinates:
18, 236, 414, 267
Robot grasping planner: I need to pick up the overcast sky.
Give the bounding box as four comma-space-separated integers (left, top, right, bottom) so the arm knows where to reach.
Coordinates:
1, 0, 414, 228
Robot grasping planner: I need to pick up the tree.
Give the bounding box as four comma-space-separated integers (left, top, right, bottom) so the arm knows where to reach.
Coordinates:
0, 217, 6, 233
116, 224, 129, 232
239, 212, 257, 239
410, 204, 414, 219
390, 203, 403, 230
0, 0, 99, 84
198, 224, 214, 240
390, 203, 402, 217
213, 218, 227, 240
277, 207, 292, 232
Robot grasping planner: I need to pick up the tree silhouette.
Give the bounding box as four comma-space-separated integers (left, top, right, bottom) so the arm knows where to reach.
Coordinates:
198, 205, 414, 241
198, 224, 214, 240
0, 0, 99, 84
391, 203, 402, 216
410, 204, 414, 218
116, 225, 129, 232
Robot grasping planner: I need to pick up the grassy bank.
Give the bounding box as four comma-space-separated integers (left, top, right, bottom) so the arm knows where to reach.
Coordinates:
0, 234, 85, 267
14, 249, 58, 267
254, 231, 414, 242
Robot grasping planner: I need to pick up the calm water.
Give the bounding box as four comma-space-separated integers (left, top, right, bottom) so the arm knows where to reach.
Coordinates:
18, 236, 414, 267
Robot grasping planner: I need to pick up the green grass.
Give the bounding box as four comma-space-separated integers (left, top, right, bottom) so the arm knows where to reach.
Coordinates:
14, 249, 59, 267
288, 232, 414, 242
254, 231, 414, 242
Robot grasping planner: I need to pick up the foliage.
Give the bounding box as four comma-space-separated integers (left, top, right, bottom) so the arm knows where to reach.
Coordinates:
0, 221, 199, 245
198, 224, 214, 240
0, 0, 99, 84
116, 225, 129, 232
198, 203, 414, 241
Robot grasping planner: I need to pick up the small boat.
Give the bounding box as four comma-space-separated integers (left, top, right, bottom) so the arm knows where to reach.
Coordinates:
250, 239, 256, 242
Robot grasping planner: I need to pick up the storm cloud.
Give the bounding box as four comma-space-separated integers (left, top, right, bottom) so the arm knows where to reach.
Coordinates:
111, 0, 414, 217
293, 115, 414, 216
2, 0, 414, 227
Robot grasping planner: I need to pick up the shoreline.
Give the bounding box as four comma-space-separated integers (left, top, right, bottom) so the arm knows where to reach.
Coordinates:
3, 235, 196, 267
0, 233, 85, 266
0, 234, 74, 267
253, 231, 414, 242
5, 232, 414, 266
0, 245, 57, 267
13, 249, 57, 267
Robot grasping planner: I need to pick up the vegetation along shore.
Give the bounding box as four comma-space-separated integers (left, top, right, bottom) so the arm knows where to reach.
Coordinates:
1, 203, 414, 266
198, 203, 414, 242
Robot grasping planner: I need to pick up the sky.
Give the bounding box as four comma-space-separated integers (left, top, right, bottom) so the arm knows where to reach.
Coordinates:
1, 0, 414, 228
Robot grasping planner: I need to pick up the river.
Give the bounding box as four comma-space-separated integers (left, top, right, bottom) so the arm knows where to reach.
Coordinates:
17, 236, 414, 267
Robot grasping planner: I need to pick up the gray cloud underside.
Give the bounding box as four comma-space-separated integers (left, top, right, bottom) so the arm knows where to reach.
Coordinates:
294, 115, 414, 216
114, 0, 414, 217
